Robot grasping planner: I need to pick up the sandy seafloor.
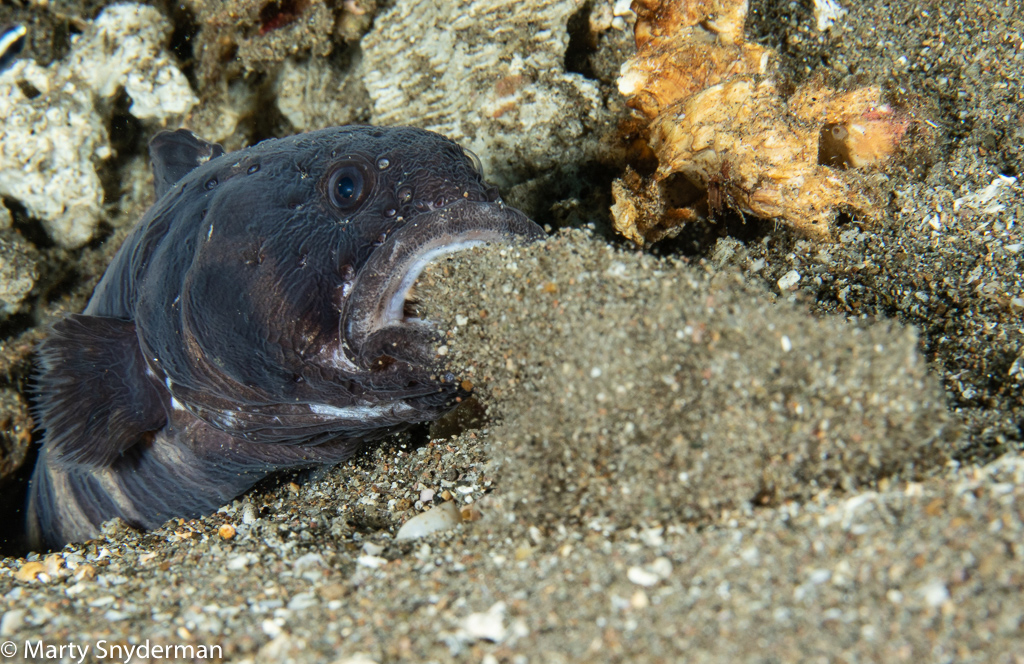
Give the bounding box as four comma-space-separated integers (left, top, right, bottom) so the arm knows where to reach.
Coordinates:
0, 0, 1023, 662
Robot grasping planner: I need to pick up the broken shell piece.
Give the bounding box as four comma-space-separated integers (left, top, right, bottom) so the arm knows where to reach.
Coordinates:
394, 500, 463, 541
612, 0, 924, 245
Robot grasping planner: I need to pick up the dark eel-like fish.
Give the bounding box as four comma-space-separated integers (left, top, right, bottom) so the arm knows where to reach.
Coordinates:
28, 126, 544, 548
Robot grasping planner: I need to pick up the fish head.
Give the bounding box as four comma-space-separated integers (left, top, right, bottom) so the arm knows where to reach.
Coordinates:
133, 126, 543, 440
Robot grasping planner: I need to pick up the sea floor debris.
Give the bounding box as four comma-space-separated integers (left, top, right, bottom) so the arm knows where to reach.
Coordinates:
612, 0, 926, 245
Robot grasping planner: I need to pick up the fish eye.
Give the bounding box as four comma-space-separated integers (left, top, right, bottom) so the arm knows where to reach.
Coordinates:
327, 163, 370, 210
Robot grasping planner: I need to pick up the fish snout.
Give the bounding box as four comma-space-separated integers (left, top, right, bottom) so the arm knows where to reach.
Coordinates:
341, 200, 544, 370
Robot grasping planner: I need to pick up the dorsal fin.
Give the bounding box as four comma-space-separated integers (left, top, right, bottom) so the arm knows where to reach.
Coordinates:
34, 314, 167, 469
149, 129, 225, 199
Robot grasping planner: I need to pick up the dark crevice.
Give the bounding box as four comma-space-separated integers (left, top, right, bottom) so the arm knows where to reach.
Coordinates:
37, 264, 84, 307
650, 211, 778, 259
98, 87, 143, 211
0, 440, 36, 557
14, 79, 40, 99
506, 162, 620, 239
660, 172, 706, 210
833, 211, 856, 228
564, 1, 597, 79
241, 73, 293, 144
165, 3, 199, 87
3, 197, 53, 250
0, 311, 34, 343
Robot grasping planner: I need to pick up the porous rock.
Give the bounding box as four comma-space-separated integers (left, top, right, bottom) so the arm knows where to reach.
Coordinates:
360, 0, 614, 187
0, 206, 36, 317
185, 0, 377, 88
0, 3, 196, 248
275, 55, 371, 132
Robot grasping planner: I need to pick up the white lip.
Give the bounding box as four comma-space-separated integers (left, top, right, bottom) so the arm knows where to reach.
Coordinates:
339, 198, 543, 365
383, 236, 491, 326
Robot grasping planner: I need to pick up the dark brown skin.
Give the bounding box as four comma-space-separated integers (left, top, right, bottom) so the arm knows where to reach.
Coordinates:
28, 126, 544, 548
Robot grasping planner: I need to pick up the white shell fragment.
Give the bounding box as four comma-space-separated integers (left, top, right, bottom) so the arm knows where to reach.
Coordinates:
394, 500, 462, 542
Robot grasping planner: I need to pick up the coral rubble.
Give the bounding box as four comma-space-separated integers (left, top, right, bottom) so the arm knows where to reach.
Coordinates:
185, 0, 377, 88
0, 4, 195, 248
611, 0, 919, 245
274, 55, 370, 132
0, 206, 36, 318
360, 0, 615, 187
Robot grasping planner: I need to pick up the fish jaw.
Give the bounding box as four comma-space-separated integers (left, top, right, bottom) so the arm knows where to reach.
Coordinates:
341, 199, 544, 369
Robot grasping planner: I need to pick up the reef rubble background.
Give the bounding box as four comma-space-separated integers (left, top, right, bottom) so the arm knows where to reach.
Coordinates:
0, 0, 1022, 661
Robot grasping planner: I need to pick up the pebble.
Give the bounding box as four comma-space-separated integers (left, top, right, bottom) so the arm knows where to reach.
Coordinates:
14, 562, 45, 582
394, 500, 463, 541
777, 270, 802, 291
227, 555, 251, 571
293, 553, 326, 571
458, 602, 507, 643
73, 564, 96, 581
286, 592, 318, 611
919, 580, 950, 608
361, 542, 384, 557
218, 524, 237, 540
356, 555, 388, 569
0, 609, 25, 636
627, 566, 661, 587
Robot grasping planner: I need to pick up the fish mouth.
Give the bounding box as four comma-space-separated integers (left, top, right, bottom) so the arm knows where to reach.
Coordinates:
341, 199, 544, 369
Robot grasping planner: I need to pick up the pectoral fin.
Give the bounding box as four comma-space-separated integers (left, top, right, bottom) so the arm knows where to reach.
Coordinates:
34, 314, 167, 469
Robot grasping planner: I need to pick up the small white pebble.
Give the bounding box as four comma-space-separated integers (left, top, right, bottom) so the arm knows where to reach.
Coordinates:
781, 335, 792, 352
261, 619, 283, 638
613, 0, 634, 16
0, 609, 25, 637
777, 270, 801, 292
395, 501, 462, 542
458, 602, 507, 643
920, 580, 950, 607
627, 566, 661, 587
649, 557, 673, 579
227, 556, 250, 571
356, 555, 388, 569
286, 592, 318, 611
